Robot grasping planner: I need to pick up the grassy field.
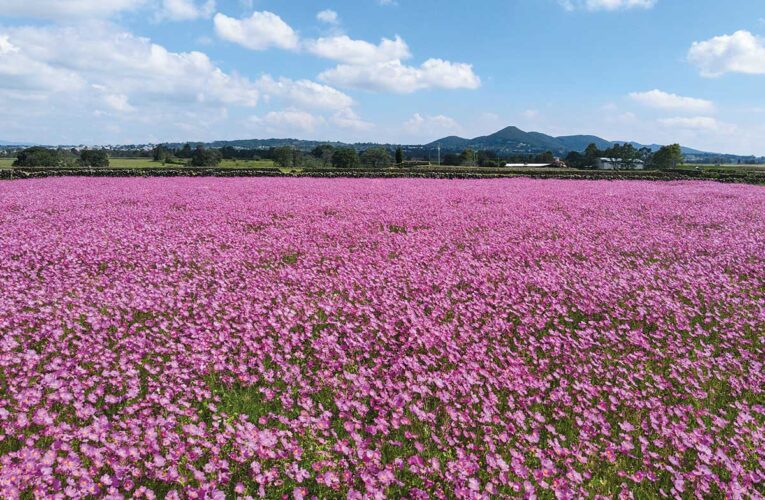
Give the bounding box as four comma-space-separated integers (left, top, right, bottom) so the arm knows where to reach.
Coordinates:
0, 157, 278, 169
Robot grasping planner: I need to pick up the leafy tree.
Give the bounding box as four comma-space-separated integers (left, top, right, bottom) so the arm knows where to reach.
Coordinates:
273, 146, 302, 168
442, 153, 461, 166
332, 148, 359, 169
459, 148, 476, 166
152, 145, 171, 163
13, 147, 63, 167
565, 151, 586, 169
79, 149, 110, 168
395, 146, 404, 165
652, 144, 683, 170
584, 143, 601, 168
190, 146, 222, 167
310, 145, 335, 168
539, 151, 555, 163
220, 146, 237, 160
360, 147, 393, 169
178, 143, 193, 159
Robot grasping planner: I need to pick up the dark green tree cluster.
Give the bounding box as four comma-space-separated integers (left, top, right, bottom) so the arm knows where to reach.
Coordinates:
360, 147, 392, 169
13, 147, 65, 167
652, 144, 683, 170
190, 146, 222, 167
331, 148, 359, 169
78, 149, 110, 168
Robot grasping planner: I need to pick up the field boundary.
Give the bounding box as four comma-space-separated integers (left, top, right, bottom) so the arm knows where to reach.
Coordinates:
2, 166, 765, 184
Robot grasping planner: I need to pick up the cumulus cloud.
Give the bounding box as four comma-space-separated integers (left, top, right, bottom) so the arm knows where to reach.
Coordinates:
306, 35, 410, 65
320, 58, 480, 93
0, 0, 146, 18
559, 0, 656, 11
403, 113, 461, 138
629, 89, 715, 113
316, 9, 339, 25
658, 116, 734, 132
214, 11, 300, 51
251, 110, 325, 134
688, 30, 765, 77
0, 24, 261, 111
330, 108, 374, 131
255, 75, 354, 111
156, 0, 215, 21
308, 34, 479, 93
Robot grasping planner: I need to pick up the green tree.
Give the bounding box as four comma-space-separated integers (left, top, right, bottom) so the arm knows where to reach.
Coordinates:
652, 144, 683, 170
539, 151, 555, 163
584, 143, 602, 168
273, 146, 302, 168
178, 143, 193, 159
459, 148, 476, 166
395, 146, 404, 165
442, 153, 461, 166
152, 145, 171, 163
13, 147, 63, 167
310, 145, 335, 168
360, 147, 393, 169
79, 149, 110, 168
190, 146, 222, 167
332, 148, 359, 169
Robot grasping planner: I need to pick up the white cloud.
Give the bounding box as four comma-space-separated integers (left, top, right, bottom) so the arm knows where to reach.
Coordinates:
403, 113, 461, 138
559, 0, 656, 10
658, 116, 733, 132
0, 0, 146, 18
255, 75, 354, 111
688, 30, 765, 77
251, 110, 325, 134
316, 9, 339, 25
214, 11, 299, 51
330, 108, 374, 131
157, 0, 215, 21
522, 109, 540, 119
306, 35, 410, 64
0, 24, 260, 109
320, 58, 480, 93
629, 89, 715, 113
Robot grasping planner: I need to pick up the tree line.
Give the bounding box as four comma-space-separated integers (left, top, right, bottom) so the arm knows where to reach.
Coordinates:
565, 143, 683, 170
13, 147, 110, 168
9, 142, 685, 170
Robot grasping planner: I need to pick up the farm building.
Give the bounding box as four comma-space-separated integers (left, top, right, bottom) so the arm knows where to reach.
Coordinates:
594, 157, 645, 170
504, 163, 554, 168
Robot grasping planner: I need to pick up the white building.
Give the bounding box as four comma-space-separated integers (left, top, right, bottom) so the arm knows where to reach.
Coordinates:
504, 163, 555, 168
594, 157, 645, 170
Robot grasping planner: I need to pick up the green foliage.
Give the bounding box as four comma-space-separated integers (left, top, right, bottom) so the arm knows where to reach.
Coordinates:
653, 144, 683, 170
310, 145, 335, 168
78, 149, 110, 168
458, 148, 476, 166
190, 146, 222, 167
331, 147, 359, 169
395, 146, 404, 165
13, 147, 64, 167
360, 147, 393, 169
273, 146, 303, 169
152, 145, 172, 163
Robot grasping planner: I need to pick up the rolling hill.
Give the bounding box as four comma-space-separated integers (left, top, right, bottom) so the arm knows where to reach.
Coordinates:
425, 126, 716, 156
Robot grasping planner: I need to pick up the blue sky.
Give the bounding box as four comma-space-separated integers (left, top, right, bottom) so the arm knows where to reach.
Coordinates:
0, 0, 764, 154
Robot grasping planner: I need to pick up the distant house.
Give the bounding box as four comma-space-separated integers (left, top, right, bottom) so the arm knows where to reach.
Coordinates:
594, 157, 645, 170
505, 159, 568, 168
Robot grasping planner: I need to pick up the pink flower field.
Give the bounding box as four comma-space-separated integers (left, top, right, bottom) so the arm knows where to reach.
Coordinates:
0, 177, 764, 499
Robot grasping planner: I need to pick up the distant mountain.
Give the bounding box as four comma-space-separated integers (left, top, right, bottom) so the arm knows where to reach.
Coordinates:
425, 126, 723, 157
0, 140, 33, 147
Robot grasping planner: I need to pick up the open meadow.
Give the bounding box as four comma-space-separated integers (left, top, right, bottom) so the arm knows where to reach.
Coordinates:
0, 178, 763, 498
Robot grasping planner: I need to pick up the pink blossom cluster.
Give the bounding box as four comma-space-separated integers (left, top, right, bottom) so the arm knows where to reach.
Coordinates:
0, 178, 763, 498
